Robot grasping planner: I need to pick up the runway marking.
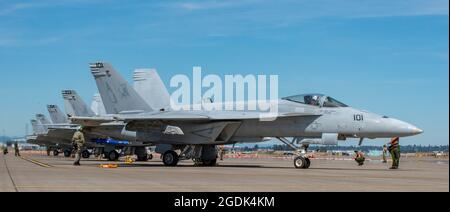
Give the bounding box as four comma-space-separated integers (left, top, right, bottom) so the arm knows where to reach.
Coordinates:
2, 156, 19, 192
20, 156, 53, 168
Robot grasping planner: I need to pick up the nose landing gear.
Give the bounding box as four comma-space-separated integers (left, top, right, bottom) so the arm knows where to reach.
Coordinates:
276, 137, 311, 169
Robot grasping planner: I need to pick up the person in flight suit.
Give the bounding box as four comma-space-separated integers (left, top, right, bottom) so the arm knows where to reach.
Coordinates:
72, 127, 86, 166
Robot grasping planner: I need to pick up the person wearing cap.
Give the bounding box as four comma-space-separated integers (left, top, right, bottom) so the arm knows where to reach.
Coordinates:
354, 150, 365, 166
72, 127, 86, 166
382, 145, 388, 163
388, 137, 400, 169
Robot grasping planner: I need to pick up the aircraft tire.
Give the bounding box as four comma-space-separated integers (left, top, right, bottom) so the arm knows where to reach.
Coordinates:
202, 159, 217, 166
148, 154, 153, 160
82, 150, 90, 159
107, 150, 119, 161
304, 157, 311, 169
294, 156, 307, 169
63, 149, 72, 157
162, 150, 179, 166
53, 150, 59, 156
136, 154, 148, 161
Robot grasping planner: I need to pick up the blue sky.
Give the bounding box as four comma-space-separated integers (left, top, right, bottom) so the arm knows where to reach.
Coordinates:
0, 0, 448, 145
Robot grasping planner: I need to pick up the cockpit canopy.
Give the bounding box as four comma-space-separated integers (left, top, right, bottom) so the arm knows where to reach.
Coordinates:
282, 94, 348, 107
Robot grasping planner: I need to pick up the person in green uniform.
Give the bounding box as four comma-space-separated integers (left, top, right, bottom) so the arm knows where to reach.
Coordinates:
382, 145, 388, 163
354, 150, 365, 166
2, 145, 8, 155
14, 142, 20, 157
72, 127, 86, 166
388, 137, 400, 169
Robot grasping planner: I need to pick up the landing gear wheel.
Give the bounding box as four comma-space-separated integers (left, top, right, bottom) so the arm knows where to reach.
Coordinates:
162, 150, 179, 166
304, 157, 311, 169
107, 150, 119, 161
148, 154, 153, 160
202, 159, 217, 166
136, 154, 148, 161
64, 149, 72, 157
53, 149, 59, 156
82, 150, 91, 159
294, 156, 310, 169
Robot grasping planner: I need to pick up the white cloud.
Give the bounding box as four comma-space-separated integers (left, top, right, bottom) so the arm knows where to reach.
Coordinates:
172, 0, 449, 17
0, 3, 40, 16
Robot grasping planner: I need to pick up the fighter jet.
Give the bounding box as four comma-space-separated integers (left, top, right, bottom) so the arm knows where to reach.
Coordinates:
58, 90, 155, 161
71, 62, 423, 168
40, 71, 171, 161
26, 114, 74, 156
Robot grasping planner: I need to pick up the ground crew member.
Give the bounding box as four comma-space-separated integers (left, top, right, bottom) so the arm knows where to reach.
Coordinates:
382, 145, 388, 163
2, 146, 8, 155
354, 150, 365, 166
72, 127, 86, 166
14, 142, 20, 157
388, 137, 400, 169
218, 145, 225, 161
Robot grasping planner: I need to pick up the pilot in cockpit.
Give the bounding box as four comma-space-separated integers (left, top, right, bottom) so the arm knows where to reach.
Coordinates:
310, 95, 319, 106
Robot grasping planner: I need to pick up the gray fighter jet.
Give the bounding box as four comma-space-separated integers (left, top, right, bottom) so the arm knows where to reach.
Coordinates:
26, 113, 75, 156
72, 62, 423, 168
27, 70, 168, 160
61, 90, 149, 161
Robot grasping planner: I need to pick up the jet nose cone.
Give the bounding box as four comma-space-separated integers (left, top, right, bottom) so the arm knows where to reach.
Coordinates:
390, 118, 423, 136
410, 126, 423, 135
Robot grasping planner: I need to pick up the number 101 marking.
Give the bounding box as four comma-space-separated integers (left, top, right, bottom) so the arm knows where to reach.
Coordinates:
353, 114, 364, 121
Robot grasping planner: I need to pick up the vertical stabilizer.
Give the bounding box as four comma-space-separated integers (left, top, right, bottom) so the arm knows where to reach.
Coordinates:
90, 93, 107, 116
30, 119, 39, 134
47, 105, 69, 124
62, 90, 96, 117
133, 69, 171, 111
90, 62, 153, 114
35, 114, 51, 132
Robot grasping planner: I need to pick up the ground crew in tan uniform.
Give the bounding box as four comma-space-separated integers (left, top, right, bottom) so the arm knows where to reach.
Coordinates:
14, 142, 20, 157
72, 127, 86, 166
218, 145, 225, 161
388, 137, 400, 169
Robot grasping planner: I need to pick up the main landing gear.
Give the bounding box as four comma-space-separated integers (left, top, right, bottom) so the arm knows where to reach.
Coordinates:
293, 156, 311, 169
160, 145, 218, 167
276, 137, 311, 169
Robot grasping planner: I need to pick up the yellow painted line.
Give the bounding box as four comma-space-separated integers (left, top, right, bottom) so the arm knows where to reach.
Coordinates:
20, 156, 53, 168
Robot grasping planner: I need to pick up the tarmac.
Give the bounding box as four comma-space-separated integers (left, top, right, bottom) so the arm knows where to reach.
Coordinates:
1, 151, 448, 192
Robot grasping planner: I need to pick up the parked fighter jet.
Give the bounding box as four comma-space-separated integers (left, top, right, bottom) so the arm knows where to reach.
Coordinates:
61, 90, 147, 161
26, 114, 74, 156
27, 70, 169, 161
71, 62, 423, 169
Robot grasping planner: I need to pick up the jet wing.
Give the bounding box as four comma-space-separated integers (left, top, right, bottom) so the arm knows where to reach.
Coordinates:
46, 128, 77, 142
70, 116, 116, 127
120, 112, 210, 122
122, 111, 319, 122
